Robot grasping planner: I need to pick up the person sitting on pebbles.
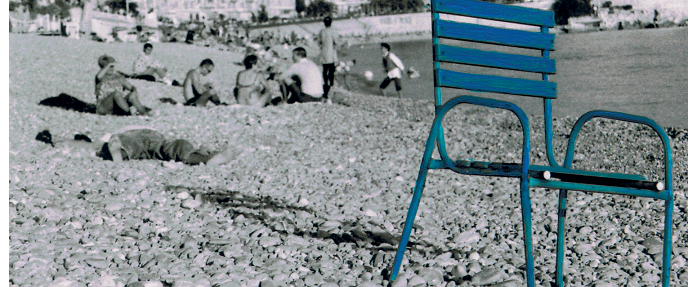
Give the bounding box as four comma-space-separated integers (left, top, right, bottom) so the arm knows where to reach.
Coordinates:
95, 55, 152, 116
234, 55, 276, 107
183, 59, 222, 107
35, 127, 238, 166
277, 47, 324, 104
131, 43, 178, 86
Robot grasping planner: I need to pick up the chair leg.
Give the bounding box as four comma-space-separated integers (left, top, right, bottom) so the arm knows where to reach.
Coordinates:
391, 119, 442, 281
390, 157, 431, 281
661, 198, 673, 286
555, 189, 569, 287
521, 177, 535, 287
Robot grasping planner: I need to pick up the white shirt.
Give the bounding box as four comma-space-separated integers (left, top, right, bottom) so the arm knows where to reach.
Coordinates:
281, 58, 324, 97
386, 53, 405, 79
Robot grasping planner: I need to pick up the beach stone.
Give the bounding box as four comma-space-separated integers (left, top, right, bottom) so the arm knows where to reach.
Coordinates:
304, 274, 324, 286
391, 274, 408, 287
105, 202, 125, 212
181, 199, 201, 209
84, 258, 109, 269
642, 237, 663, 255
456, 230, 480, 245
88, 275, 125, 287
490, 278, 523, 287
176, 192, 190, 200
259, 236, 282, 248
671, 255, 686, 268
419, 269, 443, 285
406, 275, 426, 287
574, 244, 594, 255
50, 277, 83, 287
451, 264, 467, 279
470, 267, 508, 286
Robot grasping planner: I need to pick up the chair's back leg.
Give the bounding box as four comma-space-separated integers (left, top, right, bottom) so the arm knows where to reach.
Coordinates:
390, 119, 441, 281
521, 172, 536, 286
661, 198, 674, 286
554, 189, 569, 287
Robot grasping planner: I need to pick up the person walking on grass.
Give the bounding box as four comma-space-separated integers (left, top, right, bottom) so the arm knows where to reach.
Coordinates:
132, 43, 178, 86
277, 47, 324, 104
94, 55, 151, 116
35, 127, 238, 166
183, 59, 222, 107
379, 43, 405, 98
319, 16, 340, 100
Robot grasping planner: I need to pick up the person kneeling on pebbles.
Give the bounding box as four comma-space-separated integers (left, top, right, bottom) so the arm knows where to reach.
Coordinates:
35, 127, 238, 166
95, 55, 152, 116
183, 59, 222, 107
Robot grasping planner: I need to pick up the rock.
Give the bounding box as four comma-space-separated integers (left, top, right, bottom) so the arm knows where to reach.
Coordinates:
455, 230, 480, 245
391, 274, 408, 287
419, 269, 443, 285
470, 267, 508, 286
406, 275, 426, 287
181, 199, 201, 209
574, 244, 594, 255
450, 264, 467, 279
88, 275, 125, 287
304, 274, 324, 286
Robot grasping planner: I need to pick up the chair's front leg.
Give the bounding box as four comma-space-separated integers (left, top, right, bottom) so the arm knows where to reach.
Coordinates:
390, 116, 441, 281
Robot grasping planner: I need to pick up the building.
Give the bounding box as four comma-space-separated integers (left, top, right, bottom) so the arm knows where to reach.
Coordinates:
326, 0, 371, 16
157, 0, 295, 22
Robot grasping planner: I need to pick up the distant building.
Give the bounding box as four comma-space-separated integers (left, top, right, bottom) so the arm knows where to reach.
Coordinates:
157, 0, 295, 22
326, 0, 371, 16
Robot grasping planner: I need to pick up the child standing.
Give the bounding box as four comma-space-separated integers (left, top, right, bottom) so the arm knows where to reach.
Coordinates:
379, 43, 405, 98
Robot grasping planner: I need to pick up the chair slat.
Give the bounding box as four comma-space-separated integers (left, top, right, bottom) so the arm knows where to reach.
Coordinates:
435, 20, 555, 50
435, 45, 557, 74
433, 0, 556, 28
436, 69, 557, 98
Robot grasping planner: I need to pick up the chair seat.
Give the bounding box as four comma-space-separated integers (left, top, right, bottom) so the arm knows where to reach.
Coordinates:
430, 159, 663, 192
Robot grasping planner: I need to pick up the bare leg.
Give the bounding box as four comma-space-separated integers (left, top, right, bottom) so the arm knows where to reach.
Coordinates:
380, 88, 387, 97
97, 93, 131, 115
125, 90, 151, 115
396, 90, 403, 98
194, 90, 221, 107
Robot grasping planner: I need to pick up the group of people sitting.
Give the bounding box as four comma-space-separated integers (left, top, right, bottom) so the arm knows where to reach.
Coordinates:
93, 42, 333, 116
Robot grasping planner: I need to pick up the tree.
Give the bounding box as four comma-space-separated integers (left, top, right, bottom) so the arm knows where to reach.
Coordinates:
295, 0, 306, 17
257, 4, 269, 23
306, 0, 333, 18
552, 0, 592, 25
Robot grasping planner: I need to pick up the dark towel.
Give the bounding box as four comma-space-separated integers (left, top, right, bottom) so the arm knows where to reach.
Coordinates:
39, 93, 96, 114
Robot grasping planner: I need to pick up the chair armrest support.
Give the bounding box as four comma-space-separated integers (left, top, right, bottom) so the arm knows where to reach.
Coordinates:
563, 110, 673, 197
434, 96, 532, 174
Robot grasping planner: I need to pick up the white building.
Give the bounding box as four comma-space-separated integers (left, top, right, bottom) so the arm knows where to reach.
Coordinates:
326, 0, 371, 16
157, 0, 295, 22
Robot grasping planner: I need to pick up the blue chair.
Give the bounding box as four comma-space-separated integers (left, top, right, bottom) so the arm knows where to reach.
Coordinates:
389, 1, 674, 286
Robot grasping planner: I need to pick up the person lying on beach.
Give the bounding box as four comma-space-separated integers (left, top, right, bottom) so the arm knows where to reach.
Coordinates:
234, 55, 275, 107
132, 43, 179, 86
95, 55, 152, 116
277, 47, 324, 104
35, 127, 238, 166
378, 43, 405, 98
183, 59, 222, 107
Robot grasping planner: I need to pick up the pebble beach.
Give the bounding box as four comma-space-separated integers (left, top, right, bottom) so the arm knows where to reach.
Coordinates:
7, 33, 688, 287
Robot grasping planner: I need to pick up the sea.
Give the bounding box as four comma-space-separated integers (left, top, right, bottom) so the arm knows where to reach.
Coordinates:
339, 27, 688, 128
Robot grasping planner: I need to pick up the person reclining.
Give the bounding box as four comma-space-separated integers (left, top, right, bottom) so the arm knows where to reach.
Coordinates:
95, 55, 151, 116
35, 127, 238, 166
183, 59, 222, 107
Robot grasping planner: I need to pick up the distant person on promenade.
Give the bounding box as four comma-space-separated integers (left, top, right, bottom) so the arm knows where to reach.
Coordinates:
132, 43, 178, 86
94, 55, 151, 116
277, 47, 324, 104
318, 16, 340, 99
235, 55, 275, 107
379, 43, 405, 98
183, 59, 222, 107
35, 127, 237, 166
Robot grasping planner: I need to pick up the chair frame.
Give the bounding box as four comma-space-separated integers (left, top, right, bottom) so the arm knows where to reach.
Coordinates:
389, 1, 674, 286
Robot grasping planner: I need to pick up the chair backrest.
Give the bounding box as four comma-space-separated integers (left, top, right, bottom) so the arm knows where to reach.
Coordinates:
431, 0, 557, 106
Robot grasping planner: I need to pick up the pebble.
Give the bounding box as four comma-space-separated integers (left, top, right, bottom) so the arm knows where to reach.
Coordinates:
407, 275, 426, 287
304, 274, 324, 286
470, 267, 508, 286
181, 199, 201, 209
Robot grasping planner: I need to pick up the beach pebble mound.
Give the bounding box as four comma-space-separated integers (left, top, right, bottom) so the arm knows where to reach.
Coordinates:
9, 34, 687, 287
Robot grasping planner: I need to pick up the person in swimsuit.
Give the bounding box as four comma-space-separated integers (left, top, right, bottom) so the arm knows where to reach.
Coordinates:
234, 55, 273, 107
94, 55, 151, 116
183, 59, 222, 107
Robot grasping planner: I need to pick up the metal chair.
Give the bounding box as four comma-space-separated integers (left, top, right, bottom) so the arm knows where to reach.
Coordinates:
389, 1, 673, 286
